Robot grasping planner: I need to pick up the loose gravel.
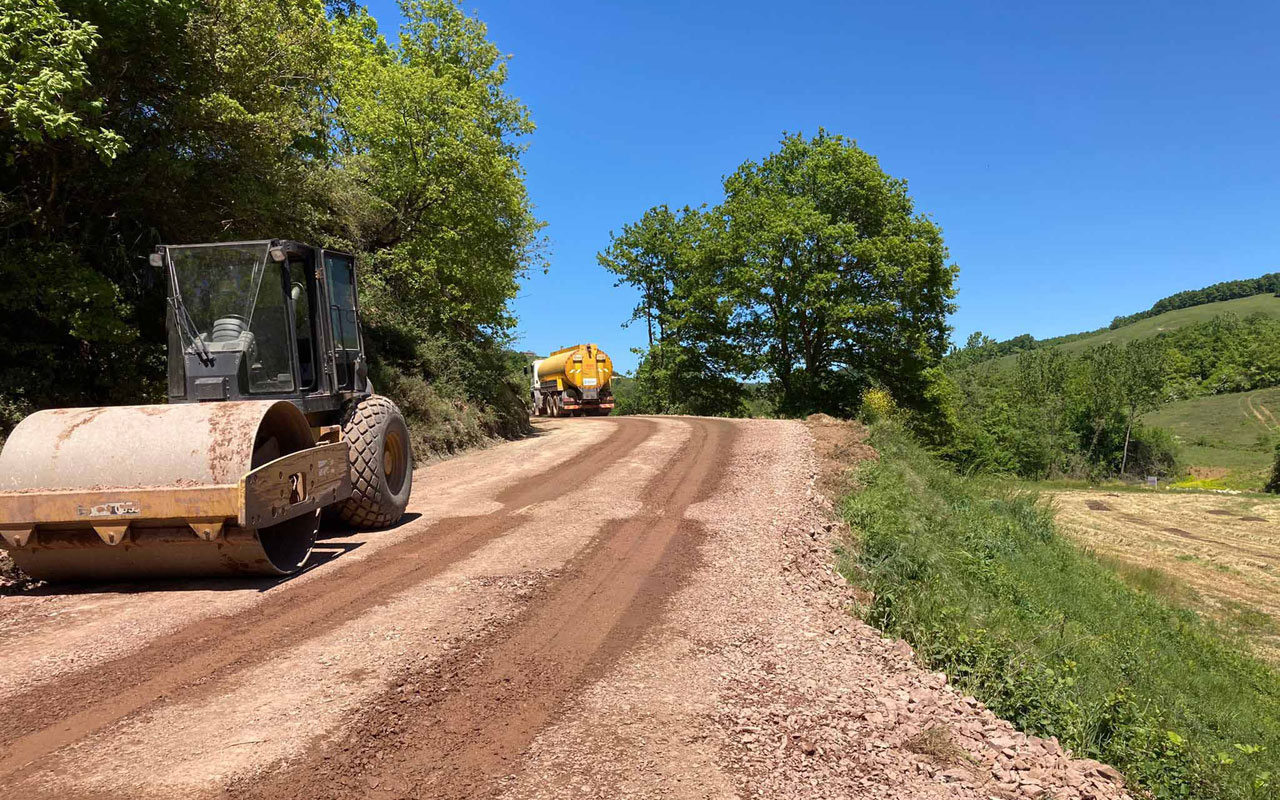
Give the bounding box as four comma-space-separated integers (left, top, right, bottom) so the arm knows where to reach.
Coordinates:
505, 418, 1131, 800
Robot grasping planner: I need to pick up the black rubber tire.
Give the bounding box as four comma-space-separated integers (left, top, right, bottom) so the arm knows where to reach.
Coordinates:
338, 395, 413, 529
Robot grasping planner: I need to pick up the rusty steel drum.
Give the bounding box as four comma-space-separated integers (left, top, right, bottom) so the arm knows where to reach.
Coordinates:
0, 401, 333, 581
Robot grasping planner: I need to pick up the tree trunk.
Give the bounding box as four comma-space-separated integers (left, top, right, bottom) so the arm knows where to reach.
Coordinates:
1121, 411, 1134, 475
1088, 419, 1103, 459
644, 282, 654, 349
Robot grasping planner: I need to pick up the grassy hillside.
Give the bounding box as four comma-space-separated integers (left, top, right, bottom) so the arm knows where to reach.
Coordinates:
1144, 386, 1280, 490
993, 293, 1280, 368
1055, 293, 1280, 352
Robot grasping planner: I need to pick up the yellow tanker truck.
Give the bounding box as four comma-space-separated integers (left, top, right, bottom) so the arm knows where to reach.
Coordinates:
528, 344, 614, 417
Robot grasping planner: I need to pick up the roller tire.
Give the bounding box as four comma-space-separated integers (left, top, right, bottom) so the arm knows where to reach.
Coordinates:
338, 395, 413, 529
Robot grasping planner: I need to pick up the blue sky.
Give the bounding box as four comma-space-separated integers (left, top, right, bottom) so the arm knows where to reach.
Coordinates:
366, 1, 1279, 373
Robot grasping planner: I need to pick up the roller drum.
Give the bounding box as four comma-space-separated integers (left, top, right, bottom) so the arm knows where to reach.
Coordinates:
0, 401, 322, 581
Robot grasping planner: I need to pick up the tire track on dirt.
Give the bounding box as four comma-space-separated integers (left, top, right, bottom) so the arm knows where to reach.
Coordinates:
0, 418, 658, 784
1258, 400, 1279, 430
1116, 509, 1278, 564
1161, 526, 1279, 563
1244, 394, 1278, 432
232, 417, 736, 800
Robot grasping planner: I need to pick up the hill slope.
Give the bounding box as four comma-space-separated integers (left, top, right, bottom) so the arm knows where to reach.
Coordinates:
989, 293, 1280, 368
1143, 386, 1280, 489
1048, 293, 1280, 354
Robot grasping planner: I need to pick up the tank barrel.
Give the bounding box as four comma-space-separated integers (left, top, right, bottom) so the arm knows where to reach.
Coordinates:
529, 343, 615, 417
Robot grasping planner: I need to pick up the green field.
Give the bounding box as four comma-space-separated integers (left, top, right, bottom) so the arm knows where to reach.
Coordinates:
994, 293, 1280, 369
1144, 386, 1280, 489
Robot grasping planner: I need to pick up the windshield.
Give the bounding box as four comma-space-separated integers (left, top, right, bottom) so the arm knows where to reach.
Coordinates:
166, 242, 297, 396
168, 243, 271, 335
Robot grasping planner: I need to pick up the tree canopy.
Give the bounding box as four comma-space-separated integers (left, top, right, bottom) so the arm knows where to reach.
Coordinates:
0, 0, 541, 441
600, 131, 957, 419
943, 339, 1179, 480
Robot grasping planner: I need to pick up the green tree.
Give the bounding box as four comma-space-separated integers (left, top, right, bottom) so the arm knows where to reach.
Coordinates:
722, 131, 957, 416
600, 132, 956, 419
329, 0, 542, 339
600, 205, 744, 415
598, 205, 684, 350
0, 0, 337, 414
1071, 343, 1126, 466
0, 0, 125, 161
0, 0, 540, 445
1010, 348, 1073, 477
1118, 339, 1169, 474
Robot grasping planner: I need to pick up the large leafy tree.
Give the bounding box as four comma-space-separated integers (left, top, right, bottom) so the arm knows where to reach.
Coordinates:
601, 132, 955, 419
329, 1, 542, 341
598, 205, 683, 350
723, 131, 957, 416
1117, 338, 1169, 473
600, 205, 745, 415
0, 0, 336, 413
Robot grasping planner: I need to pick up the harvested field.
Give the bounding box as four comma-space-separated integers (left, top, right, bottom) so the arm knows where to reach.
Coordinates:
1051, 489, 1280, 657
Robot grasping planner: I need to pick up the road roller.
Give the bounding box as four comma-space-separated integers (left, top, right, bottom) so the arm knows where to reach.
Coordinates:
526, 344, 614, 417
0, 240, 413, 581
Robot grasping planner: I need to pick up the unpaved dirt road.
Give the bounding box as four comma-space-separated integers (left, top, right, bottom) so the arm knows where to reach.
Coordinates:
0, 417, 1130, 800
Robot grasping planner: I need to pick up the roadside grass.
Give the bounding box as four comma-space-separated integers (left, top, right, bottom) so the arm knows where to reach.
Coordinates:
838, 423, 1280, 800
1092, 554, 1202, 608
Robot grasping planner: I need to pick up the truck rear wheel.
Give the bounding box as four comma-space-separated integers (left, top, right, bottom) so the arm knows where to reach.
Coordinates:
339, 395, 413, 529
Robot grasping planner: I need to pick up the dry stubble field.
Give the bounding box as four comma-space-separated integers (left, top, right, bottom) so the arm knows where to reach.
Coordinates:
1051, 489, 1280, 658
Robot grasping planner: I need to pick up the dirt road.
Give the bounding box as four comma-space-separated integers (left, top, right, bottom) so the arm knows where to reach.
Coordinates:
0, 417, 1130, 800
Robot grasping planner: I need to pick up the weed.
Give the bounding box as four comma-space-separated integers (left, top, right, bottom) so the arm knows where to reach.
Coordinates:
904, 725, 971, 766
1222, 602, 1280, 637
1094, 556, 1200, 606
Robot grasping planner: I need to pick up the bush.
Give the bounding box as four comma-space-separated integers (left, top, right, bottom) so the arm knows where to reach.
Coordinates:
611, 342, 744, 417
364, 321, 530, 458
1123, 424, 1180, 478
1266, 443, 1280, 494
0, 393, 33, 450
841, 424, 1280, 800
859, 387, 897, 424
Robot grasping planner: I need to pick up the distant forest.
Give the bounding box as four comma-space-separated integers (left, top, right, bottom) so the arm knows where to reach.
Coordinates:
1108, 272, 1280, 329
